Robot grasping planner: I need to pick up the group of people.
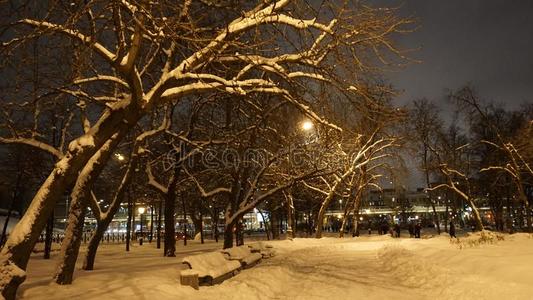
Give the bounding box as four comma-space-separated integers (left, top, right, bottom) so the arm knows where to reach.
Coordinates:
367, 221, 421, 238
406, 223, 421, 238
366, 220, 458, 239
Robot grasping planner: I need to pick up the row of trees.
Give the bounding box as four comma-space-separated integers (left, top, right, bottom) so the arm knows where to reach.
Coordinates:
409, 86, 533, 234
0, 0, 412, 298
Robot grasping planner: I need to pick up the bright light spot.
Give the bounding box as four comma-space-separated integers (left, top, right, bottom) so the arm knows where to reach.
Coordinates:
301, 120, 314, 131
115, 153, 125, 161
415, 215, 419, 220
138, 207, 145, 214
359, 217, 363, 221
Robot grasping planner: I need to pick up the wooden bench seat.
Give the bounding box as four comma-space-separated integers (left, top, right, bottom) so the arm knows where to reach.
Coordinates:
181, 251, 241, 286
248, 242, 276, 258
221, 245, 263, 268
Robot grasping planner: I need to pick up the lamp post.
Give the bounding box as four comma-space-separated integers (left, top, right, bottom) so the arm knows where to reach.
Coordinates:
138, 206, 145, 245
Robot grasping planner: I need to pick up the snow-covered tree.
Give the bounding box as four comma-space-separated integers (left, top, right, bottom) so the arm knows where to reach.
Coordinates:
452, 86, 533, 232
0, 0, 411, 297
409, 99, 444, 234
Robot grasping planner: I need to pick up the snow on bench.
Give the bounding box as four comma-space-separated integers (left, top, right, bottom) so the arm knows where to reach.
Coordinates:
181, 251, 241, 287
248, 242, 275, 258
221, 245, 263, 268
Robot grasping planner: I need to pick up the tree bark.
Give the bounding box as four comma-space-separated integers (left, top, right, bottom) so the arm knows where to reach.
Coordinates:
43, 213, 54, 259
149, 205, 154, 243
82, 220, 105, 271
270, 211, 280, 240
285, 191, 296, 240
0, 99, 142, 299
223, 222, 234, 249
54, 134, 123, 284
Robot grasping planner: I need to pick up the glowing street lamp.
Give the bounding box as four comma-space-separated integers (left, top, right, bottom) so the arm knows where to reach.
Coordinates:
301, 120, 314, 131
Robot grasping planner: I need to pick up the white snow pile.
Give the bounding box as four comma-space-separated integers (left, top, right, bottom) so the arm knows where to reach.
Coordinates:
377, 244, 449, 289
18, 234, 533, 300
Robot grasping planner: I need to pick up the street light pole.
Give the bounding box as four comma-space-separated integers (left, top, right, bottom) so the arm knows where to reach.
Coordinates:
138, 207, 145, 245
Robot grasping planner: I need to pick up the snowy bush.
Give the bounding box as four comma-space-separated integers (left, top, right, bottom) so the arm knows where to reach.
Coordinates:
451, 230, 505, 249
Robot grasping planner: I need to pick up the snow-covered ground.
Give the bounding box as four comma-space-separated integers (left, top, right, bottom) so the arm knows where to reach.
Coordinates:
19, 232, 533, 299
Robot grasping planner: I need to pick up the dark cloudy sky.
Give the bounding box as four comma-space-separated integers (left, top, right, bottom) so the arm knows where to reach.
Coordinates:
382, 0, 533, 109
370, 0, 533, 188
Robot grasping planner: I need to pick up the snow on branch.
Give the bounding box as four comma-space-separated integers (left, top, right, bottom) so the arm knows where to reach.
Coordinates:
302, 180, 329, 195
73, 76, 130, 89
0, 136, 62, 159
183, 168, 231, 198
146, 161, 169, 194
19, 19, 116, 63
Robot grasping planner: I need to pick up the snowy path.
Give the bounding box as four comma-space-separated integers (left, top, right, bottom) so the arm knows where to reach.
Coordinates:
19, 233, 533, 299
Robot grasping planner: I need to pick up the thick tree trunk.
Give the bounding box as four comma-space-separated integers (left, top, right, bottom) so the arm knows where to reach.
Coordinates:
82, 176, 133, 271
0, 100, 142, 299
212, 208, 219, 243
54, 134, 123, 284
82, 221, 106, 271
53, 197, 87, 284
339, 196, 354, 238
199, 212, 204, 244
286, 192, 296, 240
315, 179, 344, 238
149, 205, 154, 243
162, 193, 176, 254
83, 195, 133, 271
43, 213, 54, 259
191, 212, 202, 237
467, 198, 484, 231
223, 222, 234, 249
270, 211, 280, 240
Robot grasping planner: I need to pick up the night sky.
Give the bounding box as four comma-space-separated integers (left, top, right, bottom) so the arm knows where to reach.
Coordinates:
371, 0, 533, 188
383, 0, 533, 110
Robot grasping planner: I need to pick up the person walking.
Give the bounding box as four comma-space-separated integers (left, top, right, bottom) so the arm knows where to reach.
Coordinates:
394, 223, 401, 238
414, 223, 421, 238
449, 221, 457, 238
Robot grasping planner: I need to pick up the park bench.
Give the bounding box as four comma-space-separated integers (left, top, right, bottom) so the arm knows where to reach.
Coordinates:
181, 251, 241, 288
221, 245, 263, 268
248, 242, 275, 258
